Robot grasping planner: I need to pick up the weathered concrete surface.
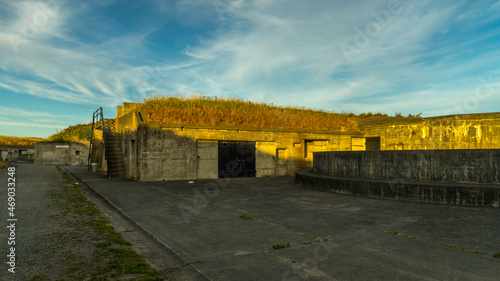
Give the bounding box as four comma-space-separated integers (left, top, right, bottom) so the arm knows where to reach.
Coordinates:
313, 150, 500, 184
65, 165, 500, 280
308, 150, 500, 207
0, 146, 34, 162
297, 169, 500, 208
360, 113, 500, 150
34, 142, 89, 165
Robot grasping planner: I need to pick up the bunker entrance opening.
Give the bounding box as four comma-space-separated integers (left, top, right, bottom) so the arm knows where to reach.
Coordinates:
218, 141, 256, 178
366, 137, 381, 150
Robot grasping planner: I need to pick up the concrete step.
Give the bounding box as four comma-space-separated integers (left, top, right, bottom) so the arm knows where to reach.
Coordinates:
103, 128, 126, 178
108, 153, 123, 159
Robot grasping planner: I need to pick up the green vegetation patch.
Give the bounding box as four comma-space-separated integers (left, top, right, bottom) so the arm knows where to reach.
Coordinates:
272, 242, 292, 250
34, 166, 164, 280
239, 214, 255, 220
381, 230, 486, 256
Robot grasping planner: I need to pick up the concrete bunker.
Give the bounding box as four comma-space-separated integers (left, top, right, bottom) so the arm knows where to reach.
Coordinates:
111, 103, 362, 181
94, 102, 500, 184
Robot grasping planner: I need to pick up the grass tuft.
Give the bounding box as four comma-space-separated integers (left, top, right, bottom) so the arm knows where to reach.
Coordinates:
272, 242, 292, 250
239, 214, 255, 220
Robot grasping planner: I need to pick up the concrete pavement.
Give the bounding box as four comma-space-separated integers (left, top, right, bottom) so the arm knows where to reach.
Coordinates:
63, 165, 500, 281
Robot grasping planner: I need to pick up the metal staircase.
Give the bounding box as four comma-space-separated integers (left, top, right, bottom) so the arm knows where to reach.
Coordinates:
88, 108, 126, 178
103, 119, 126, 178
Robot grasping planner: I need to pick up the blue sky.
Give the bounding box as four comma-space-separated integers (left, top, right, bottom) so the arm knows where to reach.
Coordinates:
1, 0, 500, 137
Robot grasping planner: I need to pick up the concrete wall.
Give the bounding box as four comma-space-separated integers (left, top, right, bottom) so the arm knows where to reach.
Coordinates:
297, 169, 500, 207
125, 125, 357, 181
361, 113, 500, 150
0, 146, 34, 162
89, 129, 107, 171
34, 142, 89, 165
300, 149, 500, 207
314, 150, 500, 184
137, 126, 198, 181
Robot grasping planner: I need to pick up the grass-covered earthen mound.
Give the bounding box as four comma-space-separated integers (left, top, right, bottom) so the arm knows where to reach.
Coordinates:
137, 96, 360, 132
43, 124, 92, 143
0, 136, 44, 147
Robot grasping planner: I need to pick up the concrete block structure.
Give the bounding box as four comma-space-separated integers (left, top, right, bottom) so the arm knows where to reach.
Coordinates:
34, 142, 89, 165
117, 110, 361, 181
0, 146, 35, 162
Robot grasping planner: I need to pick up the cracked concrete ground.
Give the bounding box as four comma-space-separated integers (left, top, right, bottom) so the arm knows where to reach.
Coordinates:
64, 165, 500, 281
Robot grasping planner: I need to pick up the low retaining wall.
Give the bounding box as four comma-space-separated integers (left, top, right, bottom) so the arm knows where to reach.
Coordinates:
296, 170, 500, 207
296, 150, 500, 207
314, 150, 500, 183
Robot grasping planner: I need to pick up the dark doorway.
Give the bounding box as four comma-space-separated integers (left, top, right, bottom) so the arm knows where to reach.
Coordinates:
218, 141, 256, 178
365, 137, 381, 150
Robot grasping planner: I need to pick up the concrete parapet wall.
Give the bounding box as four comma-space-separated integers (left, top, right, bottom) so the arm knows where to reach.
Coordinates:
296, 170, 500, 207
303, 150, 500, 207
313, 150, 500, 184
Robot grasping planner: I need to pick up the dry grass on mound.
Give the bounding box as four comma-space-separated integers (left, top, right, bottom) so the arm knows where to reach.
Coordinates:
136, 96, 360, 132
0, 136, 44, 147
43, 124, 92, 143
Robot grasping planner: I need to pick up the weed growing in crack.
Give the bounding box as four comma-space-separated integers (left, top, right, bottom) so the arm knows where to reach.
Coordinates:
272, 243, 292, 250
239, 214, 255, 220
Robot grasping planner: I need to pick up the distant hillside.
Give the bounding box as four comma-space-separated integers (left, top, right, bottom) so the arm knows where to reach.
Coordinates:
1, 124, 92, 147
0, 136, 44, 147
135, 96, 361, 132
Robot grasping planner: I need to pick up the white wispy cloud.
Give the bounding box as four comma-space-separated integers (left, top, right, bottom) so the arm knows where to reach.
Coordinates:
0, 0, 499, 133
168, 0, 500, 115
0, 121, 65, 129
0, 105, 55, 118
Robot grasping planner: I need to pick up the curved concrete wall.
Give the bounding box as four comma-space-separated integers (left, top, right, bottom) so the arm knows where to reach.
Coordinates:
313, 150, 500, 184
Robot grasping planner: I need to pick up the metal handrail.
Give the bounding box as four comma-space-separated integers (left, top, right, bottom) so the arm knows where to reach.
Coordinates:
88, 108, 107, 176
